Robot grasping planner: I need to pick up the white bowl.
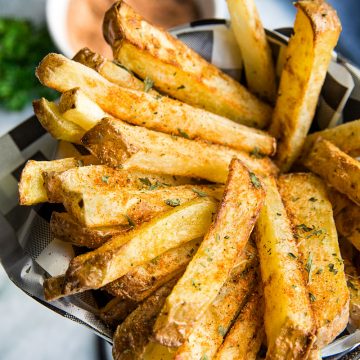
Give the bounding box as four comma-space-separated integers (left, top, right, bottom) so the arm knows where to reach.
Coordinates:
46, 0, 229, 58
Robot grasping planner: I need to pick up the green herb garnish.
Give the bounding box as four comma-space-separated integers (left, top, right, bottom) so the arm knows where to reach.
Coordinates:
101, 175, 110, 183
296, 224, 313, 232
165, 198, 181, 207
125, 215, 135, 227
309, 197, 317, 202
177, 85, 185, 90
143, 77, 154, 92
305, 253, 313, 283
178, 128, 190, 139
309, 292, 316, 302
249, 172, 261, 189
192, 188, 208, 197
218, 325, 226, 337
328, 263, 338, 275
250, 147, 265, 159
288, 252, 297, 259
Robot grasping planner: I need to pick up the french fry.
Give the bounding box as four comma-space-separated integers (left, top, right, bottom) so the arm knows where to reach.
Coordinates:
82, 118, 278, 183
59, 184, 223, 228
226, 0, 276, 102
143, 343, 176, 360
63, 197, 217, 294
18, 158, 79, 205
255, 176, 315, 359
43, 275, 65, 301
36, 54, 276, 154
73, 47, 159, 95
302, 119, 360, 159
269, 0, 341, 172
104, 239, 201, 302
335, 202, 360, 251
50, 212, 129, 249
99, 297, 137, 327
214, 288, 264, 360
103, 1, 272, 128
326, 186, 352, 216
175, 243, 258, 359
303, 138, 360, 206
59, 88, 106, 130
278, 173, 349, 347
112, 278, 178, 360
33, 98, 85, 143
154, 159, 265, 346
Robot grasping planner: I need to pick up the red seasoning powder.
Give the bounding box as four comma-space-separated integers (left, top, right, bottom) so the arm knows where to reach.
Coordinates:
67, 0, 199, 57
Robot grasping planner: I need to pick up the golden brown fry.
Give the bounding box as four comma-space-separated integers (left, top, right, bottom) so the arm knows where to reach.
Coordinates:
33, 98, 85, 143
255, 176, 315, 359
73, 47, 159, 95
63, 198, 217, 294
302, 119, 360, 159
103, 1, 272, 128
335, 202, 360, 251
82, 118, 278, 183
50, 212, 129, 249
326, 186, 352, 216
43, 275, 65, 301
154, 159, 265, 346
36, 53, 275, 154
104, 239, 201, 302
18, 158, 79, 205
175, 243, 258, 359
112, 278, 178, 360
226, 0, 276, 102
214, 288, 264, 360
99, 297, 137, 327
279, 173, 349, 347
303, 138, 360, 206
269, 0, 341, 172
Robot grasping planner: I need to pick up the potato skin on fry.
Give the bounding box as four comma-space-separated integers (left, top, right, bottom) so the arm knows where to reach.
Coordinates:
269, 0, 341, 172
103, 1, 272, 128
99, 297, 137, 327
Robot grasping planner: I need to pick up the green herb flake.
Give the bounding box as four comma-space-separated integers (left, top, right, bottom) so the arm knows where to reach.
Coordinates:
309, 197, 317, 202
113, 61, 133, 75
200, 355, 209, 360
224, 235, 230, 239
288, 252, 297, 259
192, 188, 208, 197
296, 224, 313, 232
249, 172, 261, 189
165, 198, 181, 207
125, 215, 135, 228
77, 159, 84, 167
191, 278, 201, 290
218, 325, 226, 337
305, 253, 313, 283
101, 175, 110, 183
139, 177, 152, 187
177, 85, 185, 90
328, 263, 338, 275
316, 268, 323, 275
309, 292, 316, 302
250, 147, 265, 159
178, 128, 190, 139
143, 77, 154, 92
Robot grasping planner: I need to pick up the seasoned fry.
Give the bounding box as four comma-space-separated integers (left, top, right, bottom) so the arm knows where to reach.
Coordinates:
226, 0, 276, 102
303, 138, 360, 206
112, 278, 178, 360
103, 1, 272, 128
73, 47, 159, 95
278, 173, 349, 347
59, 88, 106, 130
63, 198, 217, 294
36, 53, 275, 154
154, 159, 265, 346
175, 243, 258, 359
18, 158, 79, 205
50, 212, 129, 249
214, 289, 264, 360
99, 297, 137, 327
104, 239, 201, 302
82, 118, 278, 183
302, 119, 360, 159
143, 343, 176, 360
326, 186, 352, 216
269, 0, 341, 172
43, 275, 65, 301
33, 98, 85, 143
335, 202, 360, 251
255, 176, 315, 359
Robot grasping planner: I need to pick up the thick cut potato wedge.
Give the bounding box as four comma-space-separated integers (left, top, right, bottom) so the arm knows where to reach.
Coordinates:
112, 278, 178, 360
335, 202, 360, 251
50, 212, 129, 249
73, 47, 159, 95
82, 118, 278, 183
303, 139, 360, 206
33, 98, 85, 143
36, 54, 275, 155
302, 119, 360, 159
18, 158, 79, 205
99, 297, 137, 327
43, 275, 65, 301
59, 184, 222, 228
59, 88, 106, 131
104, 239, 201, 302
175, 243, 258, 359
278, 173, 349, 347
326, 186, 352, 216
63, 198, 217, 294
103, 1, 272, 128
226, 0, 276, 102
255, 176, 315, 359
269, 0, 341, 172
154, 159, 265, 346
214, 288, 264, 360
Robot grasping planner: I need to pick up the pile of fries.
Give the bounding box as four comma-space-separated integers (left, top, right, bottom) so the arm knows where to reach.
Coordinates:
18, 0, 360, 359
